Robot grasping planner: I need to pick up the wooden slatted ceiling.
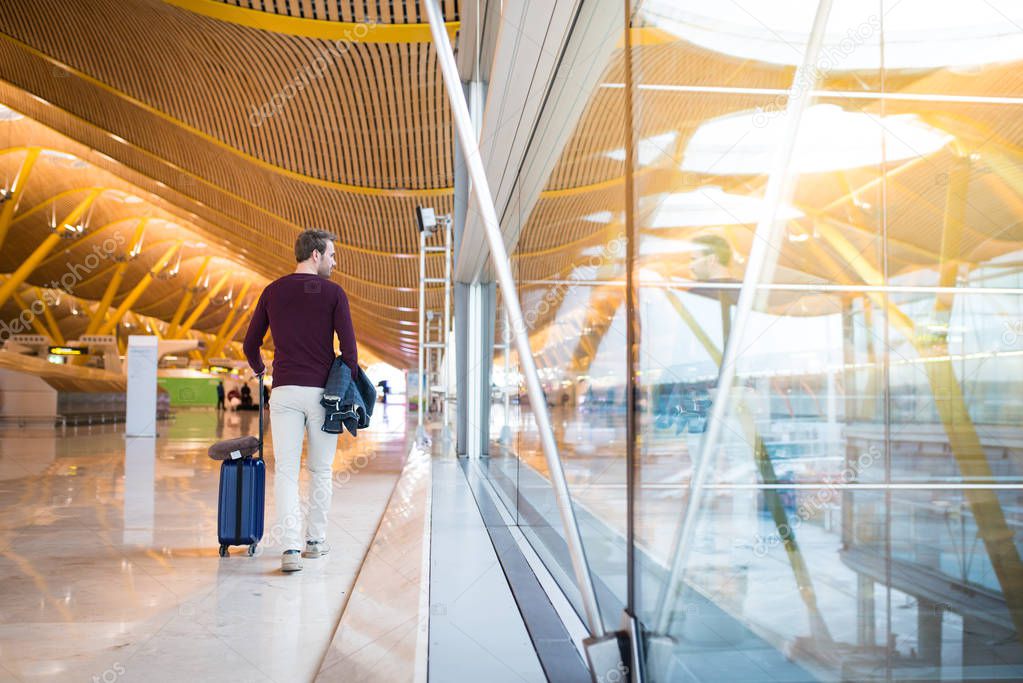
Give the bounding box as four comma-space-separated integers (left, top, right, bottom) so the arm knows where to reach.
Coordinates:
0, 2, 453, 189
0, 280, 229, 347
0, 0, 458, 361
0, 145, 275, 337
0, 79, 454, 269
0, 75, 452, 254
0, 94, 450, 299
213, 0, 459, 24
4, 0, 1019, 364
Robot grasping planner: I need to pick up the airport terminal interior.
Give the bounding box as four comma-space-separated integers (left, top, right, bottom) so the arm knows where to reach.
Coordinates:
1, 0, 1023, 681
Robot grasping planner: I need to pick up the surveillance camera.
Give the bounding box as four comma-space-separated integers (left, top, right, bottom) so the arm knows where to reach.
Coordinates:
416, 206, 437, 234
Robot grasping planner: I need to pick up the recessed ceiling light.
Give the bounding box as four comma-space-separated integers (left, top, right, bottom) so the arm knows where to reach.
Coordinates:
120, 195, 144, 205
583, 211, 613, 224
0, 104, 24, 121
41, 150, 86, 168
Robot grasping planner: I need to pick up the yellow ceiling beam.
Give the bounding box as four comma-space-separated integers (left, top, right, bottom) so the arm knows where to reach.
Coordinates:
539, 167, 657, 200
0, 189, 102, 309
205, 309, 250, 363
85, 218, 148, 335
176, 272, 230, 337
34, 286, 65, 345
167, 256, 212, 337
222, 307, 255, 355
815, 214, 1023, 643
64, 237, 179, 293
0, 147, 41, 250
97, 241, 183, 335
9, 287, 53, 340
9, 186, 106, 227
204, 281, 252, 361
0, 42, 635, 208
163, 0, 459, 43
0, 34, 450, 198
662, 289, 721, 365
35, 217, 142, 271
934, 156, 969, 317
139, 313, 164, 339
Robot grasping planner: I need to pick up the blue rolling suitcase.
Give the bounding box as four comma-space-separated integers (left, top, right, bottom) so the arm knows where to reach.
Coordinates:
215, 375, 266, 557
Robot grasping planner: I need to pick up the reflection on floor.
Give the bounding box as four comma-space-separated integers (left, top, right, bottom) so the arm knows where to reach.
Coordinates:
489, 402, 1023, 681
0, 404, 411, 682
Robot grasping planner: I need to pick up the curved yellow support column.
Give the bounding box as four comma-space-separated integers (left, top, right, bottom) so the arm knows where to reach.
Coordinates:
204, 281, 252, 361
97, 241, 183, 335
217, 306, 256, 363
85, 218, 148, 335
34, 287, 65, 345
0, 147, 40, 250
166, 256, 211, 338
816, 218, 1023, 643
9, 288, 53, 339
0, 189, 103, 309
176, 272, 230, 338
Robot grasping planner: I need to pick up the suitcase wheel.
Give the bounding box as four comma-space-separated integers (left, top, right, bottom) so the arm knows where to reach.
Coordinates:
247, 543, 257, 557
219, 544, 228, 557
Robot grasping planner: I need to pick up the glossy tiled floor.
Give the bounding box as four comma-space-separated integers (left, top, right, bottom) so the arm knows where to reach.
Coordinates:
0, 404, 411, 682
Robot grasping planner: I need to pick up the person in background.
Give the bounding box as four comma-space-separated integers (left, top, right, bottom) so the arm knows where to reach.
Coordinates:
243, 229, 358, 574
216, 381, 225, 411
227, 386, 241, 410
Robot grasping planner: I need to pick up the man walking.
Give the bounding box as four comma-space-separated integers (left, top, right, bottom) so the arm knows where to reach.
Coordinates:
215, 381, 225, 411
243, 229, 359, 573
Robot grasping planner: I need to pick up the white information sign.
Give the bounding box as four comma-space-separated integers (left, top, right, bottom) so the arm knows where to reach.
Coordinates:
126, 335, 159, 437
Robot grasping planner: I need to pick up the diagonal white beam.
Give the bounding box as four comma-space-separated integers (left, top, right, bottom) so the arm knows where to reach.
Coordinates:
653, 0, 837, 635
425, 0, 606, 639
453, 0, 621, 284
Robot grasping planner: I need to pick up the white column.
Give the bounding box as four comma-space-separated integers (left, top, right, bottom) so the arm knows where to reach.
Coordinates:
126, 335, 159, 437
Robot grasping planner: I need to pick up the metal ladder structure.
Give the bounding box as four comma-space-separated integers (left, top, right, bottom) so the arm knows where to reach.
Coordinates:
416, 215, 452, 445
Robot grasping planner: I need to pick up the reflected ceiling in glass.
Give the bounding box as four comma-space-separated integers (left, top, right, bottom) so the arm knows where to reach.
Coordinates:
638, 0, 1023, 69
646, 187, 803, 229
682, 104, 953, 175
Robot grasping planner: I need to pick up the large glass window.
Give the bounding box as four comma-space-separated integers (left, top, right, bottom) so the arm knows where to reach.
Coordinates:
631, 0, 1023, 680
482, 0, 1023, 679
481, 6, 630, 632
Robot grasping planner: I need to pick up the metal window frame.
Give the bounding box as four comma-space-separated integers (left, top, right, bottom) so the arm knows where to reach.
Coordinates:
423, 0, 606, 644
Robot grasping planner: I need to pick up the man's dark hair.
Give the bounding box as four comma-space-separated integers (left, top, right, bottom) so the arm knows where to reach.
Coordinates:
294, 229, 336, 262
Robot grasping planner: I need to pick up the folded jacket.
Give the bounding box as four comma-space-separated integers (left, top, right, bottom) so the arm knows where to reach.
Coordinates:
322, 356, 376, 436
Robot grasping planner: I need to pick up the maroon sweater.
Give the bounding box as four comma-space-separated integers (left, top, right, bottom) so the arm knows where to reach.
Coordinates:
243, 273, 358, 388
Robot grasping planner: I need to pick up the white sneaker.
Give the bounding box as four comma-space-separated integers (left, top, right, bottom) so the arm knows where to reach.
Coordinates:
281, 550, 303, 573
303, 540, 330, 558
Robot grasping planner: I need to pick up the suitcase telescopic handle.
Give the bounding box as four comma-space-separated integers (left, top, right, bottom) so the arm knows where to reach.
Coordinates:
258, 373, 265, 460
